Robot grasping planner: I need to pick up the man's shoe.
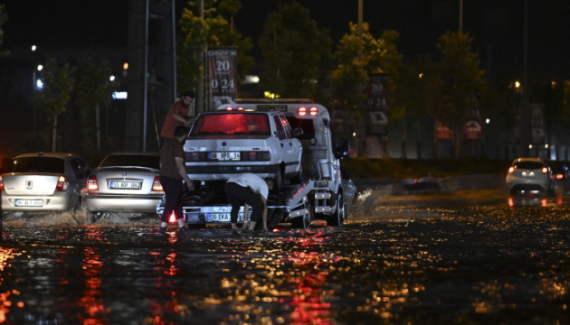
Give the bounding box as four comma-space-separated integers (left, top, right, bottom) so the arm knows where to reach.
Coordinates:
155, 227, 167, 237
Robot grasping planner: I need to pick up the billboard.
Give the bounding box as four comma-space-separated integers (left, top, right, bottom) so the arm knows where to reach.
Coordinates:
366, 73, 389, 135
208, 47, 238, 110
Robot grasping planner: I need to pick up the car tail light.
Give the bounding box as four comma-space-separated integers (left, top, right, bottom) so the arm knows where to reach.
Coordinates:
225, 106, 233, 111
542, 167, 548, 174
237, 106, 244, 111
186, 152, 208, 161
0, 175, 4, 191
241, 151, 270, 161
152, 176, 163, 191
298, 107, 307, 116
56, 176, 69, 191
556, 174, 564, 180
87, 175, 98, 191
309, 106, 318, 116
508, 167, 514, 173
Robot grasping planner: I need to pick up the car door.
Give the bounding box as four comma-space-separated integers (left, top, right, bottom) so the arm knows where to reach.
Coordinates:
273, 114, 302, 175
69, 157, 89, 201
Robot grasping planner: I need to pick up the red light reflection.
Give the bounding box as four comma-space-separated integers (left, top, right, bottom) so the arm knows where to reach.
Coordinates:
77, 247, 109, 324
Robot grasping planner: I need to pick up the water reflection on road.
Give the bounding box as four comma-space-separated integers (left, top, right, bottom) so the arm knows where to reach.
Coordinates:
0, 188, 570, 324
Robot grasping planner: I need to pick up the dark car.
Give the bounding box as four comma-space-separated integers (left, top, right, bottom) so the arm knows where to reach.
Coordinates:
545, 160, 570, 194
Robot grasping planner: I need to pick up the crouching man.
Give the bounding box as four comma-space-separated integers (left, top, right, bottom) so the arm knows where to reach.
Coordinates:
225, 173, 269, 231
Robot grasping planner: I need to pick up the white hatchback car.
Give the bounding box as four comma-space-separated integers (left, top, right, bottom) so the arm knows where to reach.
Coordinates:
506, 157, 554, 196
184, 110, 303, 190
0, 152, 91, 215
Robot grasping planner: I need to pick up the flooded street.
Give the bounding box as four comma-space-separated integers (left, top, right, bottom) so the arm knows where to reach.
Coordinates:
1, 187, 570, 324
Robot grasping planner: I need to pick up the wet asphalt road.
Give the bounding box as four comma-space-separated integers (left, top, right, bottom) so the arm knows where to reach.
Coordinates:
0, 186, 570, 324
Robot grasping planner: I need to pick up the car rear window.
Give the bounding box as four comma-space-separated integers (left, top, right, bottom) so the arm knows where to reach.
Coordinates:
10, 157, 65, 173
191, 113, 270, 136
99, 155, 160, 169
514, 161, 544, 169
286, 116, 315, 140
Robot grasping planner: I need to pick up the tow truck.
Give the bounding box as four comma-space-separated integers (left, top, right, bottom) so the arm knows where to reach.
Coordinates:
156, 99, 356, 229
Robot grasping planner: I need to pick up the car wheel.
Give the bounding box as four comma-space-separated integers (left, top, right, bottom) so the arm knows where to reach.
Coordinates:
291, 162, 303, 184
327, 193, 344, 226
292, 199, 312, 229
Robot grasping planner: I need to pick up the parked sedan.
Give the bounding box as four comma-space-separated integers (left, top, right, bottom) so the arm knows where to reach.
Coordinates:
0, 152, 91, 215
506, 157, 554, 196
84, 152, 164, 219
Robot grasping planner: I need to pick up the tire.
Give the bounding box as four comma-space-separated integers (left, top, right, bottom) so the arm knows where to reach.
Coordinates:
291, 161, 304, 184
327, 193, 344, 226
291, 199, 312, 229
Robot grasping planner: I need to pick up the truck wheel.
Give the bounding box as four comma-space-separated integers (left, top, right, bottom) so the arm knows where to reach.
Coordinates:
327, 193, 344, 226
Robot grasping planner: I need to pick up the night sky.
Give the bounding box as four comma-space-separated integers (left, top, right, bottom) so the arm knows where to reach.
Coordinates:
2, 0, 570, 82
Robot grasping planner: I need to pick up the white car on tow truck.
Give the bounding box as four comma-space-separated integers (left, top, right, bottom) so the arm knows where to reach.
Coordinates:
156, 99, 356, 229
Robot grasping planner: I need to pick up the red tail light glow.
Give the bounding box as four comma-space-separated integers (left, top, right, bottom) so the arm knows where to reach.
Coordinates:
56, 176, 69, 191
298, 107, 307, 116
309, 106, 318, 116
556, 174, 564, 180
0, 175, 4, 191
169, 212, 177, 223
225, 106, 233, 111
542, 167, 548, 174
152, 176, 163, 191
237, 106, 244, 111
508, 167, 514, 173
87, 175, 98, 191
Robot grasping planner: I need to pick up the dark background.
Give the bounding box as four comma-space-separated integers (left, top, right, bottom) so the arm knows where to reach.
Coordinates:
3, 0, 569, 81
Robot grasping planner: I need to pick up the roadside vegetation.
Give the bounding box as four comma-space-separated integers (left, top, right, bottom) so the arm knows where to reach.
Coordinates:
343, 157, 512, 179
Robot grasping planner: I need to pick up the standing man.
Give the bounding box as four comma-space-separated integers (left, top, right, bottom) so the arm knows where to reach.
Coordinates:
160, 90, 196, 147
156, 126, 193, 236
225, 173, 270, 231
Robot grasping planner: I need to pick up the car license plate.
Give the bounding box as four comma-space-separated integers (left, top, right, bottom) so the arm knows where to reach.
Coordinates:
110, 181, 141, 189
15, 199, 43, 207
208, 214, 230, 222
210, 152, 240, 161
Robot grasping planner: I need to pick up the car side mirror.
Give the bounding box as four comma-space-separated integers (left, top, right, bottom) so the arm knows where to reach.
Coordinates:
292, 127, 303, 138
337, 139, 350, 160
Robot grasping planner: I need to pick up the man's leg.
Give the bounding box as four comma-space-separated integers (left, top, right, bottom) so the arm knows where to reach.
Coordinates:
160, 176, 183, 227
225, 182, 244, 229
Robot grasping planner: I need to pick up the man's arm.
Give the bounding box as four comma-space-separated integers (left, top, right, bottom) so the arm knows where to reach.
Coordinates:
175, 157, 193, 191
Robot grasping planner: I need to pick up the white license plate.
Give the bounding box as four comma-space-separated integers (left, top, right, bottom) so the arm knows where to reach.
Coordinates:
110, 181, 141, 189
15, 199, 43, 207
208, 214, 230, 222
210, 152, 240, 161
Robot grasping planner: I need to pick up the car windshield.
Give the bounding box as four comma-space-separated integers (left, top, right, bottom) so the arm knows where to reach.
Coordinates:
514, 161, 544, 169
286, 116, 315, 140
191, 113, 270, 136
10, 157, 65, 173
99, 155, 160, 169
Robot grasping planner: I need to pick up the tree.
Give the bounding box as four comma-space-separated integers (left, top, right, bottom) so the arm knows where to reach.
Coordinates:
392, 55, 433, 158
259, 2, 333, 102
332, 23, 402, 115
35, 58, 75, 152
178, 0, 253, 95
427, 31, 486, 157
74, 58, 119, 151
0, 4, 8, 58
